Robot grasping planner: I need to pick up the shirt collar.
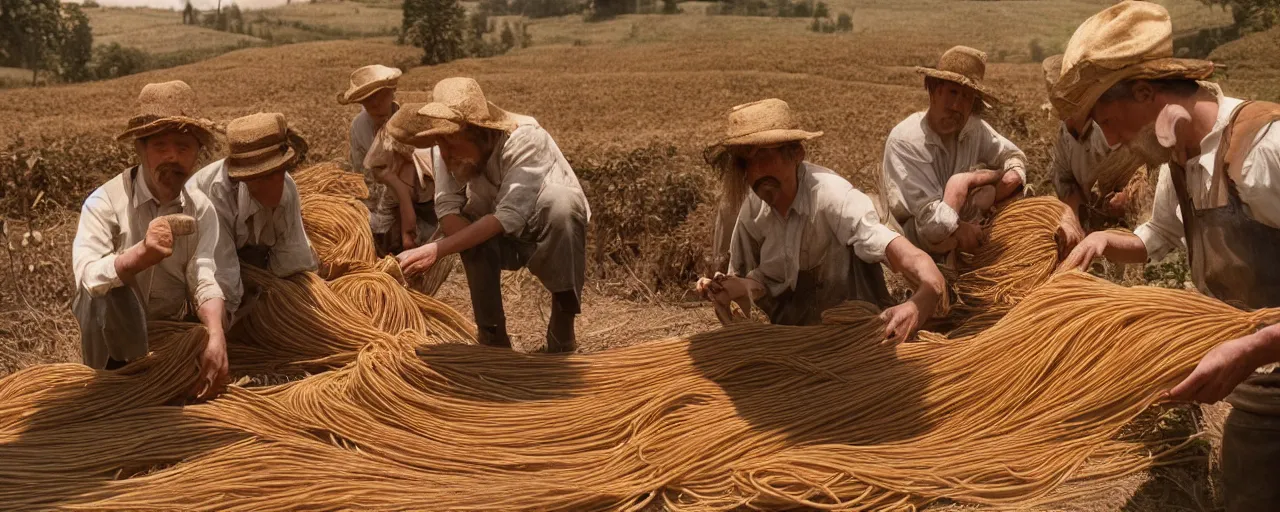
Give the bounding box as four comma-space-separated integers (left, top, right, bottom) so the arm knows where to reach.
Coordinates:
131, 165, 158, 209
1198, 95, 1243, 161
922, 112, 980, 148
761, 162, 811, 219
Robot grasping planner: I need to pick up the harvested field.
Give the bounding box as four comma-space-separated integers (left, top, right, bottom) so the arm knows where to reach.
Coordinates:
0, 1, 1275, 509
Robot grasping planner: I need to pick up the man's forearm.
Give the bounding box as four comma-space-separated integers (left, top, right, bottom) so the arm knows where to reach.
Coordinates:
114, 242, 156, 284
1101, 231, 1149, 264
995, 168, 1024, 200
439, 214, 471, 237
1251, 324, 1280, 365
437, 215, 504, 258
196, 297, 227, 342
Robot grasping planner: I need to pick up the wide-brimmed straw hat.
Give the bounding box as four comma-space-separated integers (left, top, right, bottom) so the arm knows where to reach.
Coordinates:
703, 98, 823, 164
337, 65, 402, 105
915, 46, 1003, 105
415, 77, 519, 140
1051, 1, 1215, 126
116, 81, 218, 146
385, 102, 436, 148
225, 112, 308, 181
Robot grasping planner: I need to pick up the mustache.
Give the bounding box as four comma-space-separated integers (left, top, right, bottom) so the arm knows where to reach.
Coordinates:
751, 176, 782, 194
155, 162, 188, 176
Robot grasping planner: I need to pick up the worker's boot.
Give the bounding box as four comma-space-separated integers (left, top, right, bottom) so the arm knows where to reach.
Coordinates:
545, 291, 578, 354
477, 324, 512, 349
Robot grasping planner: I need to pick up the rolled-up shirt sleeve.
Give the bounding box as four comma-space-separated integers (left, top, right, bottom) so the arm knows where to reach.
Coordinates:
72, 190, 124, 298
978, 120, 1028, 184
884, 137, 958, 244
187, 191, 226, 309
1133, 163, 1184, 262
493, 127, 554, 236
269, 176, 319, 277
833, 188, 900, 264
433, 149, 467, 219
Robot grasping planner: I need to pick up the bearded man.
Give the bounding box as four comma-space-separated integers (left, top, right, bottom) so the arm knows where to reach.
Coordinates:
72, 81, 229, 400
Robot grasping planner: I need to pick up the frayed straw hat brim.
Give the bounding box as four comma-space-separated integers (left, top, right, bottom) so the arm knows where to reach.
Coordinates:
116, 116, 219, 147
1054, 58, 1214, 127
418, 101, 518, 133
703, 129, 823, 165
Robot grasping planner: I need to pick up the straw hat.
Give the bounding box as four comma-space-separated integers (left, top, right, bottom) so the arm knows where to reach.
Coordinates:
385, 102, 436, 148
337, 65, 402, 105
1041, 54, 1065, 94
916, 46, 1003, 105
703, 99, 823, 163
116, 80, 217, 146
1051, 1, 1214, 125
415, 77, 519, 140
224, 113, 308, 181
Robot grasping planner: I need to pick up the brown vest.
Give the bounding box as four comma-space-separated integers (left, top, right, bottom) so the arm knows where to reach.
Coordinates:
1168, 100, 1280, 311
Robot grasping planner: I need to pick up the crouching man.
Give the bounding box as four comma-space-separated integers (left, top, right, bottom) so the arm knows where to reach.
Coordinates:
696, 99, 945, 340
71, 81, 229, 399
189, 112, 317, 319
397, 78, 589, 353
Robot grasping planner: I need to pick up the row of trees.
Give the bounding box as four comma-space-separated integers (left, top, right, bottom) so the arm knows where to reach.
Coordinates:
402, 0, 533, 65
0, 0, 93, 84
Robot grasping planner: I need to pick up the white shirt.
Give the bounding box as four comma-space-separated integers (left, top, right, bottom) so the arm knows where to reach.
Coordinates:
72, 166, 224, 321
1136, 96, 1280, 261
189, 159, 317, 315
349, 106, 391, 175
434, 115, 590, 235
882, 112, 1027, 244
1051, 121, 1111, 202
729, 162, 901, 298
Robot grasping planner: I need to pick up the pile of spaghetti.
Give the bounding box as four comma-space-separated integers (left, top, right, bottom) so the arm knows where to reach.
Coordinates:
0, 165, 1248, 510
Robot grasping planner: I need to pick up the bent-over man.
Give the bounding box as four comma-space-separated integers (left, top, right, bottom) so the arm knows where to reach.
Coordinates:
696, 98, 945, 339
1051, 3, 1280, 509
396, 78, 589, 353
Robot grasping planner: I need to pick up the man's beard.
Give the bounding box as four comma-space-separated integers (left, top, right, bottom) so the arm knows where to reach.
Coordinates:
1128, 123, 1175, 169
154, 162, 191, 191
447, 158, 481, 183
752, 176, 783, 206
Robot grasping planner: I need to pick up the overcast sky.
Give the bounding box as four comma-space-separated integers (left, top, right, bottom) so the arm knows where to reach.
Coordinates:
66, 0, 292, 11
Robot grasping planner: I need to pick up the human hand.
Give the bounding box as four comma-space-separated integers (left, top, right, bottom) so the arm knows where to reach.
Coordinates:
1056, 231, 1109, 273
878, 300, 921, 345
190, 330, 229, 401
953, 221, 986, 253
397, 242, 439, 275
1166, 334, 1267, 403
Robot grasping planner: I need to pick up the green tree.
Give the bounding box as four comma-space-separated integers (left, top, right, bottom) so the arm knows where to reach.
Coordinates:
1200, 0, 1280, 32
57, 3, 92, 82
835, 10, 851, 31
182, 1, 196, 25
812, 0, 828, 18
662, 0, 678, 14
402, 0, 468, 65
0, 0, 66, 85
90, 42, 148, 79
500, 21, 516, 50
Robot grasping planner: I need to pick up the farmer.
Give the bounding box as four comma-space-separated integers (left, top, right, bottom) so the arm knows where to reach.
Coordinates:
338, 64, 402, 239
189, 112, 317, 319
71, 80, 228, 399
396, 78, 589, 353
1051, 3, 1280, 508
695, 98, 945, 338
1042, 53, 1145, 230
364, 103, 439, 254
881, 45, 1029, 257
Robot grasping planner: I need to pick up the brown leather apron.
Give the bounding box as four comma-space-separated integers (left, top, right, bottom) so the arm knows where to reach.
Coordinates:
1168, 100, 1280, 512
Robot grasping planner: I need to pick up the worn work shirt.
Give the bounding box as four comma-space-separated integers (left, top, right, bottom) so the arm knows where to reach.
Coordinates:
728, 162, 901, 299
349, 104, 398, 174
882, 112, 1027, 244
189, 159, 317, 314
434, 115, 590, 236
1051, 121, 1111, 203
1136, 96, 1280, 261
363, 129, 437, 226
72, 166, 224, 321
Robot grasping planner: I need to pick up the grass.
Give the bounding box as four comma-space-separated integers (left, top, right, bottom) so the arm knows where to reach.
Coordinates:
87, 7, 264, 54
253, 0, 403, 36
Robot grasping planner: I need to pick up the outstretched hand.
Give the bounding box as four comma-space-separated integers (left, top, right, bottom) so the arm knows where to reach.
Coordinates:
1166, 334, 1264, 403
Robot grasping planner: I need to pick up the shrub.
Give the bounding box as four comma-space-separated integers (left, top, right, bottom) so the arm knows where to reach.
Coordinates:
90, 43, 148, 80
835, 11, 852, 32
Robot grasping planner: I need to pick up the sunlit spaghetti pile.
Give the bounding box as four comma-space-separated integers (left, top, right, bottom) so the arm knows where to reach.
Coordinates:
0, 170, 1240, 510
